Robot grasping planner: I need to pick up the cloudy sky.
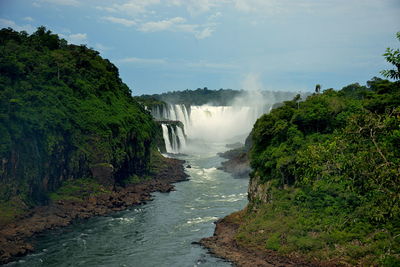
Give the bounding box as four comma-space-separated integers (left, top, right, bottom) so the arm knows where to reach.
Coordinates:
1, 0, 399, 95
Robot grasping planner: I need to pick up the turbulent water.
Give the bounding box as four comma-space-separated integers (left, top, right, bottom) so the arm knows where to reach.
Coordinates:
154, 104, 272, 154
9, 93, 296, 266
8, 143, 248, 267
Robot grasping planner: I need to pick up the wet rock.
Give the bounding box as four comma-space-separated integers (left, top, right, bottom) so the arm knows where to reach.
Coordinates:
0, 157, 189, 265
200, 215, 321, 267
90, 163, 114, 186
248, 175, 271, 205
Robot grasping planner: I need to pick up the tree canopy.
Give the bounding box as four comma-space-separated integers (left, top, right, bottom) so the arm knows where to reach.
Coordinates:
0, 27, 161, 206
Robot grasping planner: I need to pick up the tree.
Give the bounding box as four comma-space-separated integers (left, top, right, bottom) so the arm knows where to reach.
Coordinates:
315, 84, 321, 93
381, 32, 400, 80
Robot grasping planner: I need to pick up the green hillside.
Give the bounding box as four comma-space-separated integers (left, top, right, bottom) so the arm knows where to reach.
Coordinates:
0, 27, 162, 223
228, 33, 400, 266
232, 75, 400, 265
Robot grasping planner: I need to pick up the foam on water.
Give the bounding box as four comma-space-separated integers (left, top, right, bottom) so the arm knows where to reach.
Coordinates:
186, 217, 219, 225
12, 139, 250, 267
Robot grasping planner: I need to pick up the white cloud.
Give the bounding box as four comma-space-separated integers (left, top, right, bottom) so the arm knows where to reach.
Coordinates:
103, 16, 136, 27
233, 0, 286, 14
23, 17, 34, 22
208, 12, 222, 21
67, 33, 88, 44
96, 6, 117, 13
41, 0, 80, 6
175, 23, 197, 33
94, 43, 112, 53
138, 17, 215, 39
185, 0, 219, 15
167, 0, 227, 15
117, 57, 237, 70
0, 18, 35, 33
187, 60, 238, 69
195, 27, 214, 39
97, 0, 160, 15
94, 0, 222, 39
117, 57, 167, 64
139, 17, 185, 32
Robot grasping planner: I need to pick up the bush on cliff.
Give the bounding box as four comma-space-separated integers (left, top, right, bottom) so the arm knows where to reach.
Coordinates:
243, 76, 400, 265
0, 27, 162, 222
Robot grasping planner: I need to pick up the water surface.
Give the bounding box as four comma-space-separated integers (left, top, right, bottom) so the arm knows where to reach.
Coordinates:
9, 145, 248, 267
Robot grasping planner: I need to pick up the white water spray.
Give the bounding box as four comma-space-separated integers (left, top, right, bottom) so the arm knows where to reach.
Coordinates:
153, 74, 300, 154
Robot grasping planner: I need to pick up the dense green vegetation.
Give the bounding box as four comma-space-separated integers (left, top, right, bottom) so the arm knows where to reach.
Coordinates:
141, 88, 241, 106
141, 87, 297, 106
0, 27, 163, 223
237, 75, 400, 265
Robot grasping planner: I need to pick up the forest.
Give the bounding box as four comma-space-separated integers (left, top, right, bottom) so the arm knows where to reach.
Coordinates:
233, 74, 400, 265
1, 25, 399, 266
0, 27, 163, 224
140, 87, 297, 106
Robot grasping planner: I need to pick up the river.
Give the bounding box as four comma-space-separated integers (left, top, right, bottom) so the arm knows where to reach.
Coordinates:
8, 143, 248, 267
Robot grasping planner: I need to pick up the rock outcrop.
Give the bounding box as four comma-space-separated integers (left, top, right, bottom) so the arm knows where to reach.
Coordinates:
0, 157, 188, 265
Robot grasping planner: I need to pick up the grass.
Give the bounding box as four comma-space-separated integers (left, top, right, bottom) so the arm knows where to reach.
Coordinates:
0, 200, 26, 226
149, 148, 169, 174
234, 188, 400, 266
48, 178, 111, 202
120, 148, 165, 186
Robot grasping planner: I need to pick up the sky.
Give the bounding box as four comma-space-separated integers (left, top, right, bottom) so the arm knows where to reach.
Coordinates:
0, 0, 399, 95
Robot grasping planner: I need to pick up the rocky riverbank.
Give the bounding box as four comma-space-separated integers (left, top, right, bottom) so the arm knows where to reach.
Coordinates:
0, 157, 188, 265
218, 149, 250, 178
200, 211, 341, 267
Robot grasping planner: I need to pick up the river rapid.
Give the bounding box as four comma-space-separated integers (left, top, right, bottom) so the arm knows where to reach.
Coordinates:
8, 143, 248, 267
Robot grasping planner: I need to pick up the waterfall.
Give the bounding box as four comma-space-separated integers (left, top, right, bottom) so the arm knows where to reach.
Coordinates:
153, 103, 270, 153
151, 91, 298, 153
160, 123, 186, 154
161, 124, 173, 153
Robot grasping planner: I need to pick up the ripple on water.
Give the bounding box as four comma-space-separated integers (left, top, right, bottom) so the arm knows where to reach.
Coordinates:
111, 217, 136, 224
12, 148, 248, 267
186, 216, 218, 225
217, 193, 248, 202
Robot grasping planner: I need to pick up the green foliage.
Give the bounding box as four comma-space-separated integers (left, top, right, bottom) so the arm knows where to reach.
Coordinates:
248, 76, 400, 264
235, 188, 400, 265
315, 84, 321, 94
48, 178, 110, 202
251, 79, 400, 221
0, 27, 162, 208
142, 88, 241, 106
141, 88, 297, 106
0, 199, 26, 226
133, 96, 166, 107
381, 32, 400, 80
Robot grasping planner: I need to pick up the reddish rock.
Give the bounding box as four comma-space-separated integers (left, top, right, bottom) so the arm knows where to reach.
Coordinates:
200, 216, 342, 267
0, 158, 188, 265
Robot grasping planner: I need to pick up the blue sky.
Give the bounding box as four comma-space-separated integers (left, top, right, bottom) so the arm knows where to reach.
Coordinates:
1, 0, 399, 95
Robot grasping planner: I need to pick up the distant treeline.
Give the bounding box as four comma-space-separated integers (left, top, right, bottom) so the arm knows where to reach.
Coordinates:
139, 87, 300, 106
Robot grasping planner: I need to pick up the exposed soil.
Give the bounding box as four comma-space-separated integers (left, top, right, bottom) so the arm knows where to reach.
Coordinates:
200, 215, 343, 267
0, 157, 188, 265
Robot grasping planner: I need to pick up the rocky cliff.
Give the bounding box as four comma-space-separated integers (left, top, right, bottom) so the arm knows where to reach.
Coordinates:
0, 27, 163, 224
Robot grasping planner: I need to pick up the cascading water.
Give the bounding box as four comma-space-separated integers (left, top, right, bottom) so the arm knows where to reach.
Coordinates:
13, 91, 301, 266
161, 124, 173, 153
152, 91, 299, 154
160, 123, 186, 154
152, 103, 272, 154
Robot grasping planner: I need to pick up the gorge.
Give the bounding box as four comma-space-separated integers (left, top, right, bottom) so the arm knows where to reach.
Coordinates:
5, 90, 298, 266
1, 27, 399, 267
